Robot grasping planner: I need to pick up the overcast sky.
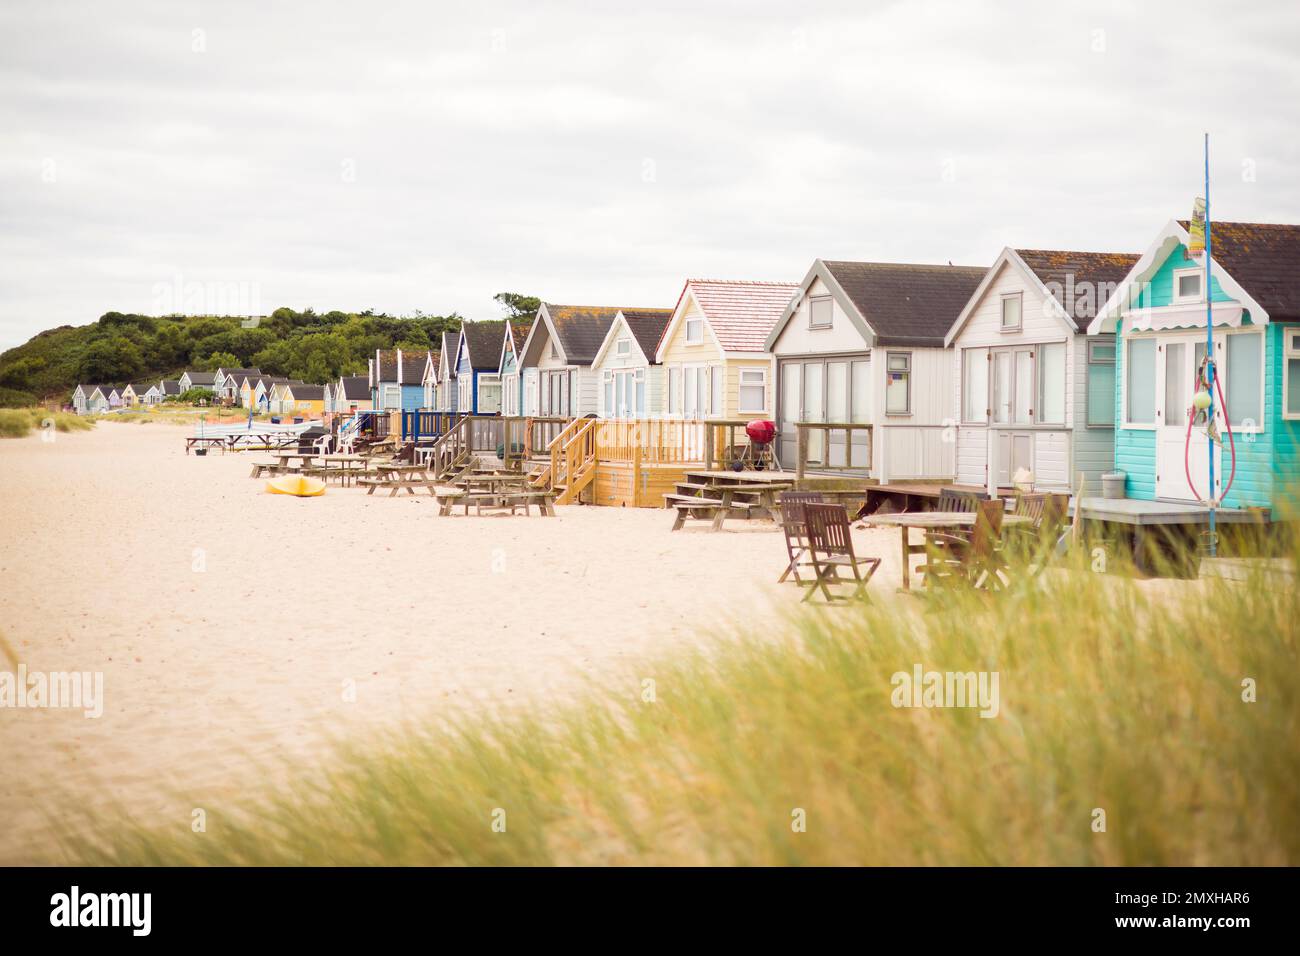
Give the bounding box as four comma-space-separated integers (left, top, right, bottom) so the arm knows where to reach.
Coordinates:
1, 0, 1298, 349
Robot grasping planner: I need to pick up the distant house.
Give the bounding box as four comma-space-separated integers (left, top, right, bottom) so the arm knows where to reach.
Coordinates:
590, 308, 675, 418
434, 331, 460, 412
267, 380, 301, 415
420, 350, 442, 410
283, 383, 325, 416
102, 386, 123, 409
214, 367, 261, 405
253, 376, 286, 412
518, 305, 636, 417
178, 370, 216, 393
454, 321, 506, 414
945, 248, 1139, 493
1089, 218, 1300, 510
72, 384, 107, 415
119, 383, 140, 406
498, 318, 531, 417
134, 382, 163, 405
369, 349, 428, 412
334, 375, 372, 414
657, 279, 799, 423
765, 261, 980, 480
159, 379, 181, 401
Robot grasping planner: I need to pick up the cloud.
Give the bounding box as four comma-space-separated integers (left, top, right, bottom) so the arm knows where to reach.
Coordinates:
1, 0, 1298, 347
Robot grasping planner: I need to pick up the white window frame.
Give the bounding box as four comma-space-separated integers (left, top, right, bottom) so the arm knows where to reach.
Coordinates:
1172, 267, 1203, 305
615, 337, 631, 356
685, 316, 704, 345
382, 384, 401, 410
960, 347, 989, 424
884, 351, 912, 416
1035, 340, 1068, 426
1284, 329, 1300, 421
1085, 339, 1117, 429
737, 367, 767, 414
1223, 329, 1265, 433
808, 295, 833, 330
1000, 292, 1023, 332
1122, 336, 1156, 430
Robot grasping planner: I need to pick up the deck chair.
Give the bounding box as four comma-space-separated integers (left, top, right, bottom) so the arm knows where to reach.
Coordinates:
920, 497, 1008, 590
777, 492, 824, 584
802, 503, 881, 603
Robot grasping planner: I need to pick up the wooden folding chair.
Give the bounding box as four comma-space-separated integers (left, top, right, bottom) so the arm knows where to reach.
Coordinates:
802, 503, 881, 603
921, 498, 1008, 590
936, 488, 984, 513
777, 492, 824, 584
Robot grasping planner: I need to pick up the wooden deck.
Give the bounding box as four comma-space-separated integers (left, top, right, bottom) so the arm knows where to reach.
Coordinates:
1072, 497, 1271, 526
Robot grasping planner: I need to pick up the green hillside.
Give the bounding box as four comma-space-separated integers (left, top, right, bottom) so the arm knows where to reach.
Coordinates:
0, 295, 539, 404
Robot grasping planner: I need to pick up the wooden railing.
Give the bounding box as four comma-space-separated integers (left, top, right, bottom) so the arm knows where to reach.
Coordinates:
593, 419, 757, 469
794, 422, 873, 479
523, 416, 570, 458
549, 417, 598, 502
402, 409, 466, 442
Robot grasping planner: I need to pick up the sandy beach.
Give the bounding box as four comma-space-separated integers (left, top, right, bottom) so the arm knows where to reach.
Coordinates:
0, 421, 912, 863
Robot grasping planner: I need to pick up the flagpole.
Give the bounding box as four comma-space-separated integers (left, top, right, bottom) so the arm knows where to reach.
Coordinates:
1204, 132, 1216, 557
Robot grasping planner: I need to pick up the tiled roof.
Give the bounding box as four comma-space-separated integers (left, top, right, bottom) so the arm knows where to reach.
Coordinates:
682, 280, 799, 352
508, 318, 531, 352
160, 380, 180, 395
289, 384, 325, 400
375, 350, 398, 381
1177, 220, 1300, 322
618, 309, 675, 362
460, 320, 506, 370
1015, 250, 1140, 331
823, 261, 986, 347
183, 371, 216, 385
544, 306, 624, 364
338, 376, 369, 400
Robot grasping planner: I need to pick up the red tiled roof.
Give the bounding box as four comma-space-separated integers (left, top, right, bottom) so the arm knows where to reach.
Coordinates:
680, 279, 799, 352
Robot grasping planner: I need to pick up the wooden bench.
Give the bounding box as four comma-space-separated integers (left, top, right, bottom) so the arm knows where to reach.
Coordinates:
248, 460, 287, 478
438, 489, 557, 517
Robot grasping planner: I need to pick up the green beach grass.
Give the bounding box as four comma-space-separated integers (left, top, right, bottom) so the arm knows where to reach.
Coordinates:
0, 408, 95, 438
62, 532, 1298, 867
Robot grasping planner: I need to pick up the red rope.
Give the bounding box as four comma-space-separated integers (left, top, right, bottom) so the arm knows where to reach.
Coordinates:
1182, 372, 1237, 505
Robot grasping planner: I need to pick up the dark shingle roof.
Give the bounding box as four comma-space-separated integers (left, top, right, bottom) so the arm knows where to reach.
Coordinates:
544, 306, 625, 364
183, 371, 217, 385
160, 380, 180, 395
618, 309, 675, 362
399, 350, 427, 384
289, 384, 325, 400
1177, 220, 1300, 322
338, 376, 369, 400
375, 350, 398, 381
460, 320, 506, 371
823, 261, 987, 347
508, 318, 532, 352
220, 367, 261, 379
1015, 249, 1140, 331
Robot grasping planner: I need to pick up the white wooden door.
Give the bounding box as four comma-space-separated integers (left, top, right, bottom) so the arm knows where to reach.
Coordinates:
1156, 338, 1218, 501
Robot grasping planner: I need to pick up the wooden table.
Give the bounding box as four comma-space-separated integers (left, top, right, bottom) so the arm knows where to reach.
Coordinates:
362, 462, 438, 497
318, 454, 370, 487
274, 450, 319, 469
859, 512, 1031, 590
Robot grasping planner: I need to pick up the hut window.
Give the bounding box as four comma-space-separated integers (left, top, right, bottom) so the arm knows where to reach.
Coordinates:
616, 338, 631, 356
1037, 342, 1066, 425
1173, 268, 1203, 304
668, 367, 681, 414
739, 368, 766, 414
851, 360, 871, 423
1086, 341, 1116, 427
809, 296, 832, 329
635, 369, 646, 416
1125, 338, 1156, 424
962, 348, 988, 423
1226, 332, 1262, 428
603, 372, 613, 416
885, 352, 911, 415
1000, 293, 1022, 331
1286, 331, 1300, 419
685, 317, 704, 344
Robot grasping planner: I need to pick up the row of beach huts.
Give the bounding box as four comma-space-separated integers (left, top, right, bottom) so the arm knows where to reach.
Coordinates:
78, 216, 1300, 516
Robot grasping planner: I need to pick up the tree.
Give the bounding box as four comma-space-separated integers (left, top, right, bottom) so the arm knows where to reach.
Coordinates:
494, 293, 541, 321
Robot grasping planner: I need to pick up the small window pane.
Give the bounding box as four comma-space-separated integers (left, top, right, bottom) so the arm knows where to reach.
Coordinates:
885, 353, 910, 414
963, 348, 988, 422
1288, 358, 1300, 416
1227, 333, 1262, 426
710, 366, 723, 415
1087, 362, 1116, 426
1164, 342, 1187, 426
781, 364, 801, 423
851, 361, 871, 422
809, 296, 832, 328
826, 362, 847, 422
1001, 295, 1022, 329
1038, 342, 1065, 424
1126, 338, 1156, 424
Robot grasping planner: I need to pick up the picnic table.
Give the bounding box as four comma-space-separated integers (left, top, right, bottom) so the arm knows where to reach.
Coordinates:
858, 511, 1031, 590
666, 479, 792, 532
318, 454, 371, 487
273, 450, 320, 469
359, 462, 438, 497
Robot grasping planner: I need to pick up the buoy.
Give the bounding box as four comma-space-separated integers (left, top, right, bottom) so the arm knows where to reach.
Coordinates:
265, 476, 326, 497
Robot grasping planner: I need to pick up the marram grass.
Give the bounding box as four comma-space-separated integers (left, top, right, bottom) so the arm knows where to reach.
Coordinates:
66, 536, 1298, 866
0, 408, 94, 438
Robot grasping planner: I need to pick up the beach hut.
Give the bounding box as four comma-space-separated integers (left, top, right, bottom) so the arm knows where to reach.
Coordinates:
369, 349, 428, 412
136, 382, 162, 406
118, 383, 138, 406
71, 384, 103, 415
213, 367, 261, 405
432, 330, 459, 412
765, 262, 982, 479
454, 321, 506, 414
267, 380, 302, 415
283, 383, 325, 417
943, 248, 1139, 493
1088, 219, 1300, 510
159, 379, 181, 402
420, 350, 442, 410
334, 375, 372, 414
590, 308, 675, 418
251, 376, 284, 412
178, 370, 216, 393
657, 279, 799, 423
498, 318, 531, 417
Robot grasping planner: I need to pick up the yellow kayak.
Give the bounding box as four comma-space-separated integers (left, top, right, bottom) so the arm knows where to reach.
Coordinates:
265, 476, 326, 497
